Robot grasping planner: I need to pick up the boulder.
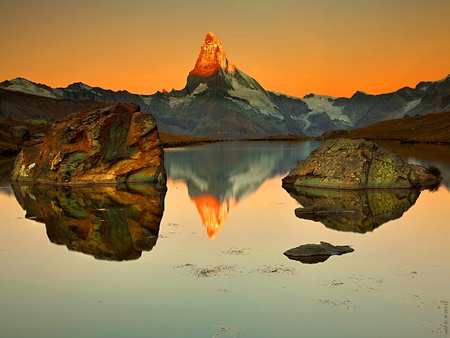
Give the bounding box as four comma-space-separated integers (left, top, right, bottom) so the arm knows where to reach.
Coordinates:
282, 138, 441, 190
284, 241, 354, 264
10, 103, 166, 185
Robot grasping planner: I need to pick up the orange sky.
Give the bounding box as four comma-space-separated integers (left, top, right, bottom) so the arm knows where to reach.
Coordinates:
1, 0, 450, 98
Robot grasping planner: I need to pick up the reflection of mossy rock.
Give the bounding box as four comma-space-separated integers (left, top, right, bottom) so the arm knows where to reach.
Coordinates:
284, 241, 354, 264
10, 103, 166, 185
282, 138, 441, 189
284, 185, 420, 233
12, 182, 166, 261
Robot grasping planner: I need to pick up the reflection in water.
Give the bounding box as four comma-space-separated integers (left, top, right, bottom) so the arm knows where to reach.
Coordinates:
12, 182, 166, 261
165, 141, 321, 239
283, 185, 420, 233
191, 195, 237, 239
0, 158, 15, 196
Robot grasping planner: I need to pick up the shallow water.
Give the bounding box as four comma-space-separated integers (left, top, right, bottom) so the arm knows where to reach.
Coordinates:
0, 141, 449, 338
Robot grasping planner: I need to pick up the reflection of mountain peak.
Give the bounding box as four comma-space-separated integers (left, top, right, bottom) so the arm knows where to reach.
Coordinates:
191, 195, 237, 239
166, 142, 318, 201
165, 141, 321, 238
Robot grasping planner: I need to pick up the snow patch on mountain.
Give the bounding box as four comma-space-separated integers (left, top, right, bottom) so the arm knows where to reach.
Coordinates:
302, 94, 350, 123
168, 95, 192, 108
270, 91, 301, 100
192, 83, 208, 95
227, 72, 282, 118
400, 98, 422, 116
162, 83, 209, 108
2, 78, 57, 98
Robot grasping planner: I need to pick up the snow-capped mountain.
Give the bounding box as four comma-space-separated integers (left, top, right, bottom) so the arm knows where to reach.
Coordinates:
0, 77, 149, 107
142, 32, 304, 138
1, 32, 450, 138
0, 78, 59, 98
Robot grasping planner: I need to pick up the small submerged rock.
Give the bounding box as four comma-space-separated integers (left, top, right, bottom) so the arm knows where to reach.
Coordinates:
284, 241, 354, 264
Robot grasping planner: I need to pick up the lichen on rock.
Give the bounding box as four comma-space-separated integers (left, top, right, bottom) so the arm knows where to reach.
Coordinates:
282, 138, 441, 190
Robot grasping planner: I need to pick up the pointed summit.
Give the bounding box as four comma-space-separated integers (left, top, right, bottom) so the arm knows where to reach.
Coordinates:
189, 32, 236, 77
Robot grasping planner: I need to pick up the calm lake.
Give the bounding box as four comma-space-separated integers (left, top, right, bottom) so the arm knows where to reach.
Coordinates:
0, 141, 449, 338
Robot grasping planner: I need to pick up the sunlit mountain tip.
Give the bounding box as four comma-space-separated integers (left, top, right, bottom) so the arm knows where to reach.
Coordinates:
189, 32, 236, 77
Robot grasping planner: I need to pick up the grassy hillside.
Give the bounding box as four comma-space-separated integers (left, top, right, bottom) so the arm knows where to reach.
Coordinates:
323, 111, 450, 144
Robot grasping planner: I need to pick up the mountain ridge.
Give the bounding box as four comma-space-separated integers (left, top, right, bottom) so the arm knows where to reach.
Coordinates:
2, 74, 449, 138
1, 32, 449, 139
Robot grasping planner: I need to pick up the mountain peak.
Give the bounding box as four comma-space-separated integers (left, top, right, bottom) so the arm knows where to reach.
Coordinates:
189, 32, 236, 77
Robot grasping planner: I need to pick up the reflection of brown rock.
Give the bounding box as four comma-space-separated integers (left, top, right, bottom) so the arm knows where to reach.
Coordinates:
0, 158, 15, 183
12, 183, 166, 261
284, 241, 354, 264
284, 185, 420, 233
10, 103, 166, 185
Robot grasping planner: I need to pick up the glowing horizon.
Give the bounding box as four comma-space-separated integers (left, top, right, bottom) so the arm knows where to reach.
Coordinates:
1, 0, 449, 98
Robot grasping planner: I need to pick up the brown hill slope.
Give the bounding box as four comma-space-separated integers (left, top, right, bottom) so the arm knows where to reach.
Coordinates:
0, 117, 50, 157
0, 88, 100, 120
323, 111, 450, 144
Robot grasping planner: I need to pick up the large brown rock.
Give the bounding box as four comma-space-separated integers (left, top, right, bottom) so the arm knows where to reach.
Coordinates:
10, 103, 166, 185
282, 138, 441, 190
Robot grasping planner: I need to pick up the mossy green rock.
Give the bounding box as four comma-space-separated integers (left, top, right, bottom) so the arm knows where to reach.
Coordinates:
282, 138, 440, 189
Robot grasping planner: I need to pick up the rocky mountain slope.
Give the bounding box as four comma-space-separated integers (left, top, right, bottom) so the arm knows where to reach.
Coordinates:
0, 87, 100, 120
1, 32, 449, 139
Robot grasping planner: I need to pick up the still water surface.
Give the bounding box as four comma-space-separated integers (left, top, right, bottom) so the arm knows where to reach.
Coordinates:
0, 141, 449, 338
